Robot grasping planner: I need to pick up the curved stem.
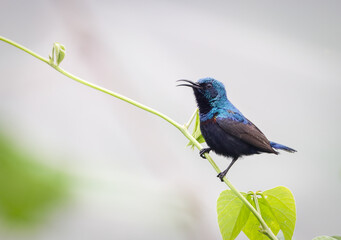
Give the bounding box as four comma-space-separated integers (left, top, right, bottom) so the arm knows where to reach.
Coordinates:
0, 36, 181, 130
0, 36, 49, 64
53, 66, 182, 130
0, 36, 277, 240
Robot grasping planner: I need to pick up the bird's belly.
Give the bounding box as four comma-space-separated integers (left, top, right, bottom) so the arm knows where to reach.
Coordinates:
200, 121, 259, 158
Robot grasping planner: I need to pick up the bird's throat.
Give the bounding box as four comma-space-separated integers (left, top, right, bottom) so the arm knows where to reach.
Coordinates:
193, 89, 212, 114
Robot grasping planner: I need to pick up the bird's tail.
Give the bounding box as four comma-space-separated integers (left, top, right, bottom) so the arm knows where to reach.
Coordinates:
270, 141, 297, 153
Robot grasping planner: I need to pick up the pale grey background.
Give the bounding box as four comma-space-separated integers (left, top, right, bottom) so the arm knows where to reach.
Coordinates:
0, 0, 340, 239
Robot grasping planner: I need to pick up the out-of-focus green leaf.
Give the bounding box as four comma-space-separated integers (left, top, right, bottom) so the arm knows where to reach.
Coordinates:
187, 111, 205, 148
262, 186, 296, 240
312, 236, 340, 240
217, 190, 250, 240
243, 194, 280, 240
0, 130, 69, 227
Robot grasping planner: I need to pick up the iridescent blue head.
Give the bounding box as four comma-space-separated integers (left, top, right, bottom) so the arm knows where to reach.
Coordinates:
177, 77, 228, 114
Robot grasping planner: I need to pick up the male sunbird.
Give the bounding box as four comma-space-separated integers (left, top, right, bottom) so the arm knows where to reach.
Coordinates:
178, 77, 296, 181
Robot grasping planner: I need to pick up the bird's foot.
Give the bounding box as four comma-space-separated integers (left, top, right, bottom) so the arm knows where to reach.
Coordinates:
216, 157, 238, 182
199, 148, 211, 159
217, 172, 227, 182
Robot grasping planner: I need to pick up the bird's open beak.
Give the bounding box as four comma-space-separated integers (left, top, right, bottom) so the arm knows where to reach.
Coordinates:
176, 79, 202, 89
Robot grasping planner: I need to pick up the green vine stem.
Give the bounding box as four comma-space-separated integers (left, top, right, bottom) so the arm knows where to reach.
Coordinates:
0, 36, 277, 240
253, 192, 261, 215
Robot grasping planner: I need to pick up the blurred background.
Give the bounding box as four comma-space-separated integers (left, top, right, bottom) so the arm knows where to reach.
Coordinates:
0, 0, 340, 239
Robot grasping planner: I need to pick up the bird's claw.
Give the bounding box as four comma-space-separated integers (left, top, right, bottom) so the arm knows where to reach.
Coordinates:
199, 148, 211, 159
217, 172, 225, 182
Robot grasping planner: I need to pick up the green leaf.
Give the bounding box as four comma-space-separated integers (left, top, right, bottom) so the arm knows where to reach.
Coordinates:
187, 111, 205, 148
217, 190, 250, 240
243, 195, 280, 240
312, 236, 340, 240
55, 42, 66, 65
0, 130, 69, 227
332, 237, 341, 240
51, 42, 66, 66
262, 186, 296, 240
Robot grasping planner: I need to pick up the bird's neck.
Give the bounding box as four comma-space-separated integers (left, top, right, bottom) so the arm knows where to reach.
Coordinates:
199, 98, 239, 121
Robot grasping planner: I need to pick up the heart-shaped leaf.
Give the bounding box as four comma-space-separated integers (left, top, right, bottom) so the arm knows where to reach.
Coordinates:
243, 195, 280, 240
262, 186, 296, 240
217, 190, 250, 240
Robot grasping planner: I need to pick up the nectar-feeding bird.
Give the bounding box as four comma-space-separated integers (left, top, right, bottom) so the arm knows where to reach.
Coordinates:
177, 77, 296, 181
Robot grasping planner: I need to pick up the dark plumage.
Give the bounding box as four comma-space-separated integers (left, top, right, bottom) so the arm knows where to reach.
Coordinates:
178, 77, 296, 181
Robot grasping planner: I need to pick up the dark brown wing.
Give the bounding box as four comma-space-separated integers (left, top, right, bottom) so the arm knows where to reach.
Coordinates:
216, 117, 277, 154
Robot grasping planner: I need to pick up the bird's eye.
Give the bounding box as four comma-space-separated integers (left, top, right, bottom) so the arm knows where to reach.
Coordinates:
206, 83, 213, 89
